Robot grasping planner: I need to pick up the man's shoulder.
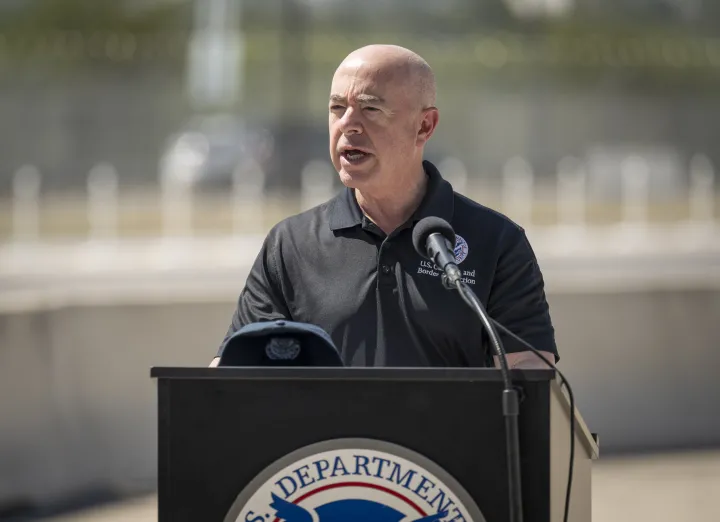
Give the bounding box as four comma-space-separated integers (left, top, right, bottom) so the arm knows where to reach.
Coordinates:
452, 191, 525, 238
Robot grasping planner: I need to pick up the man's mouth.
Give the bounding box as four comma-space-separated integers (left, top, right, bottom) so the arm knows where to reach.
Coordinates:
341, 149, 371, 163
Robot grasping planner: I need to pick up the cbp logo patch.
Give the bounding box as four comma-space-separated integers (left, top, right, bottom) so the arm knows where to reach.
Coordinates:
224, 439, 486, 522
454, 235, 469, 264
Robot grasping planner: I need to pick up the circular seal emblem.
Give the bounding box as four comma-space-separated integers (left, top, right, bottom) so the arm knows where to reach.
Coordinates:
224, 438, 486, 522
265, 337, 301, 360
454, 235, 469, 264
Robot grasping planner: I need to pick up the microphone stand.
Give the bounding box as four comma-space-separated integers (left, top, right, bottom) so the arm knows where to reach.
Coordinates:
443, 274, 524, 522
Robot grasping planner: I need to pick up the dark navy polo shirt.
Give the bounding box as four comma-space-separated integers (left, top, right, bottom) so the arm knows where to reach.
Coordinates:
220, 160, 558, 367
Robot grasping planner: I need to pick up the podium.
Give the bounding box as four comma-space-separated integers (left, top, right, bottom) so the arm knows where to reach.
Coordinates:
150, 367, 599, 522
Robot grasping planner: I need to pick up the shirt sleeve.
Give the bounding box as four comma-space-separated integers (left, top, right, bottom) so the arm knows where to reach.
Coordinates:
486, 223, 559, 362
217, 228, 292, 356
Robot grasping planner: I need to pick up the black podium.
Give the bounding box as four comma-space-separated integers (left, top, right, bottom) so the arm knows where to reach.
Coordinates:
150, 367, 598, 522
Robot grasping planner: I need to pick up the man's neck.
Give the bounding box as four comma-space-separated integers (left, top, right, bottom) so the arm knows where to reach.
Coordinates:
356, 166, 428, 235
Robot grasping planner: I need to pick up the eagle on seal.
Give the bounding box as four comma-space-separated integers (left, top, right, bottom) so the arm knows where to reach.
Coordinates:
269, 492, 449, 522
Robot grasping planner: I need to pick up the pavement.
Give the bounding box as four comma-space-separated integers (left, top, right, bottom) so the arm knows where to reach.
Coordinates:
32, 450, 720, 522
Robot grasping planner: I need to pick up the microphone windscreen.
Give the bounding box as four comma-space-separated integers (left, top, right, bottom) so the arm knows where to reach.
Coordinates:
412, 216, 456, 259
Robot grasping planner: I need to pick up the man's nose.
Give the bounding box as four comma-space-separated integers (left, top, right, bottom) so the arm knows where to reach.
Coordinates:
338, 107, 362, 135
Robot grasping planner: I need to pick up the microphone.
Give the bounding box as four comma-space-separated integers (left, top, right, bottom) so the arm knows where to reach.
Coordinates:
412, 216, 524, 522
412, 217, 577, 522
411, 216, 462, 286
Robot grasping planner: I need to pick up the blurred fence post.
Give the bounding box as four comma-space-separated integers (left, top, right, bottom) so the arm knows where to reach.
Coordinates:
12, 165, 41, 242
689, 154, 715, 225
502, 157, 534, 226
159, 161, 195, 238
621, 155, 650, 227
300, 160, 335, 211
232, 158, 266, 234
556, 157, 587, 229
438, 157, 468, 195
87, 163, 119, 240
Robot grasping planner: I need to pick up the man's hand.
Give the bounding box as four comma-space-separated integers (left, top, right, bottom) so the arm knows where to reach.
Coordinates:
209, 357, 220, 368
494, 351, 556, 370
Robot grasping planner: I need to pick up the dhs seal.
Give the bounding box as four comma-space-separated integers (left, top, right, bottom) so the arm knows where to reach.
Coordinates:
454, 235, 469, 264
224, 438, 486, 522
265, 337, 301, 360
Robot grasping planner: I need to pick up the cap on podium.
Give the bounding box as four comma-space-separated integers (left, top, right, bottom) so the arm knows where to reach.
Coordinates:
217, 320, 344, 367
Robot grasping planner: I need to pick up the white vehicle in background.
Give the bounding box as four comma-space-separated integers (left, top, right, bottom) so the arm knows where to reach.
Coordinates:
159, 113, 275, 191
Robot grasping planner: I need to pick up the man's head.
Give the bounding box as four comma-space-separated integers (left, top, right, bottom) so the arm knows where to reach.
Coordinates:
328, 45, 439, 194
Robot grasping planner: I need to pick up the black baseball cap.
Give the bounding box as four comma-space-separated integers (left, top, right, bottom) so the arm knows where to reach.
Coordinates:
217, 320, 344, 367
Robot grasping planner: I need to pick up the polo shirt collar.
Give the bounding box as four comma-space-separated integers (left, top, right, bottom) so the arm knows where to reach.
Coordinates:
329, 160, 455, 231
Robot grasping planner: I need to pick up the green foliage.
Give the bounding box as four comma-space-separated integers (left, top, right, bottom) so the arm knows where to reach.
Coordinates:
0, 0, 189, 33
0, 0, 190, 71
0, 1, 718, 94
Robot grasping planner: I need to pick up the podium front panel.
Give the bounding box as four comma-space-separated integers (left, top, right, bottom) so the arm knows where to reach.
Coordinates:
154, 368, 555, 522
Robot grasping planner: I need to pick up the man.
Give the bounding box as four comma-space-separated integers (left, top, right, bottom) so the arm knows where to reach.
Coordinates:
211, 44, 557, 369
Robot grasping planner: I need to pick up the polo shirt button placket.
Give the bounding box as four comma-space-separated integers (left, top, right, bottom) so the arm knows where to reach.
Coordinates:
378, 261, 395, 289
377, 238, 392, 279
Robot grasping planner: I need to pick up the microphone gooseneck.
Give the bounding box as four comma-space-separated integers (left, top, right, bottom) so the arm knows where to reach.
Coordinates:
453, 278, 524, 522
413, 216, 524, 522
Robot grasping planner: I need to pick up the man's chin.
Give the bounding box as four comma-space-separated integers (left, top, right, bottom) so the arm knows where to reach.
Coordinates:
338, 164, 375, 187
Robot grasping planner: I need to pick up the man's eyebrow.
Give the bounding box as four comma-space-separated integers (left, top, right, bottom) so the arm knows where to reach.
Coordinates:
356, 94, 385, 104
329, 94, 385, 104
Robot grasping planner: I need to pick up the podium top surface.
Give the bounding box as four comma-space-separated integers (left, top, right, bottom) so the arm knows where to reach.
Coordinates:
150, 367, 557, 381
151, 366, 599, 458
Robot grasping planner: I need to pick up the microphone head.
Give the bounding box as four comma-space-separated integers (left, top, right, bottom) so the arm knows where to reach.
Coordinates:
412, 216, 456, 259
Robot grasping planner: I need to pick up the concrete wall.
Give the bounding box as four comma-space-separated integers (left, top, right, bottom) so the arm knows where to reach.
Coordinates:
0, 301, 228, 511
2, 287, 719, 512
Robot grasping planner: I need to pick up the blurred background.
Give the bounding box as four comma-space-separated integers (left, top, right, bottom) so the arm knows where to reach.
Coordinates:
0, 0, 719, 520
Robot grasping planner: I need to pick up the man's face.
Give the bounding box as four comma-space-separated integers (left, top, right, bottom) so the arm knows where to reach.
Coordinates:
328, 60, 425, 191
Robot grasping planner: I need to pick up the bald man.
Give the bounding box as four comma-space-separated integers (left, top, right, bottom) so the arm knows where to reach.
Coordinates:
212, 45, 558, 369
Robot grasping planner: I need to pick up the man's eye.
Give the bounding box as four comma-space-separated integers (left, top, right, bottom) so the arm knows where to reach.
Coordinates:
330, 105, 344, 111
364, 107, 379, 112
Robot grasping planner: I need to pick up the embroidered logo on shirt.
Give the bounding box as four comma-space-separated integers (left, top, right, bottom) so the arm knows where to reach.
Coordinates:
416, 235, 475, 285
454, 235, 469, 264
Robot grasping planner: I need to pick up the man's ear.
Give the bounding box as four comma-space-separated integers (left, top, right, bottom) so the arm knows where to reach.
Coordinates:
417, 107, 439, 145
